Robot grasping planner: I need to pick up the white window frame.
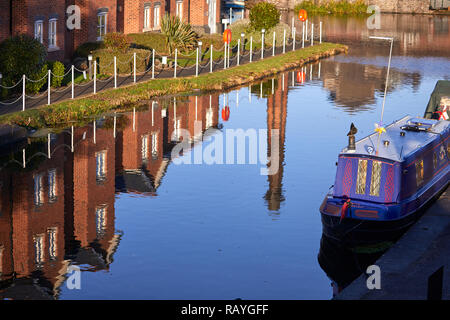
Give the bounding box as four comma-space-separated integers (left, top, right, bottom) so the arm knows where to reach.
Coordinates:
33, 234, 45, 265
142, 135, 149, 161
48, 169, 57, 203
47, 227, 57, 260
34, 173, 44, 207
95, 206, 107, 238
48, 18, 57, 48
97, 12, 108, 41
96, 150, 107, 182
176, 1, 183, 20
34, 20, 43, 44
151, 132, 158, 159
144, 6, 151, 30
153, 5, 160, 28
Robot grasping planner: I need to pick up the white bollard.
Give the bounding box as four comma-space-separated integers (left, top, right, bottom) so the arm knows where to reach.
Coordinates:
237, 39, 240, 66
113, 113, 116, 138
71, 126, 74, 152
94, 61, 97, 94
224, 43, 227, 69
320, 21, 322, 44
93, 120, 96, 144
210, 44, 213, 73
306, 20, 308, 41
293, 27, 296, 51
114, 56, 117, 88
133, 107, 136, 132
311, 23, 314, 46
22, 149, 25, 168
302, 23, 305, 48
134, 52, 137, 83
250, 36, 253, 63
261, 31, 265, 60
291, 17, 294, 38
48, 133, 51, 159
174, 49, 177, 78
272, 31, 276, 56
227, 41, 230, 68
71, 65, 74, 99
47, 69, 51, 105
195, 47, 199, 77
283, 29, 286, 54
152, 49, 155, 79
22, 75, 25, 111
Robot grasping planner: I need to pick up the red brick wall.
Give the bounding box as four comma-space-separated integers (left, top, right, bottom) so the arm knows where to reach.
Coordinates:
0, 1, 11, 42
169, 0, 220, 33
119, 0, 165, 34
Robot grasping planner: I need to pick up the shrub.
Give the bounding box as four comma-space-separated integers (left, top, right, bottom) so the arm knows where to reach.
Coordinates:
26, 64, 48, 94
103, 32, 130, 53
161, 14, 199, 55
74, 42, 105, 58
294, 0, 369, 16
249, 2, 280, 32
49, 61, 65, 88
0, 35, 47, 92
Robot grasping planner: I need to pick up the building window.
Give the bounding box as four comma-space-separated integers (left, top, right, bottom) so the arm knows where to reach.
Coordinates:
34, 173, 44, 206
95, 206, 107, 238
48, 169, 57, 203
176, 1, 183, 19
206, 108, 213, 129
144, 6, 151, 30
142, 135, 149, 161
416, 159, 424, 187
34, 20, 43, 44
433, 153, 438, 169
151, 132, 158, 159
356, 159, 368, 195
48, 19, 57, 48
33, 234, 45, 266
173, 119, 181, 141
47, 227, 57, 260
97, 13, 107, 40
96, 151, 107, 182
154, 6, 160, 27
369, 161, 382, 196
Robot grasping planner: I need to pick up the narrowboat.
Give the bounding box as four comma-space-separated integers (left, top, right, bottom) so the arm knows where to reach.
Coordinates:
320, 116, 449, 244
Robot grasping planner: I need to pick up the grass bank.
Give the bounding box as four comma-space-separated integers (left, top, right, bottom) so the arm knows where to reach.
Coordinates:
294, 0, 369, 16
0, 42, 347, 129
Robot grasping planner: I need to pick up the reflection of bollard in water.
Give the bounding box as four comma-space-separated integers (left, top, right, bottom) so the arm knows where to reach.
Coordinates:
427, 266, 444, 300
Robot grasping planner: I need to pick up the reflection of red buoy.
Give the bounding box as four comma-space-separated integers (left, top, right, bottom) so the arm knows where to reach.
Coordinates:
222, 106, 230, 121
297, 71, 305, 83
223, 29, 232, 44
298, 9, 307, 22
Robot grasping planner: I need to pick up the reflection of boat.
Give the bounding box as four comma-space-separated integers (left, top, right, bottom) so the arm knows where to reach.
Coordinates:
424, 80, 450, 121
318, 234, 386, 296
320, 116, 449, 244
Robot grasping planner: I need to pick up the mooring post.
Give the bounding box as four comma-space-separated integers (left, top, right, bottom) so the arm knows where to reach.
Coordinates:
174, 48, 178, 78
195, 47, 199, 77
152, 49, 155, 79
22, 75, 25, 111
47, 69, 51, 105
71, 65, 74, 99
261, 29, 265, 60
293, 27, 296, 51
272, 31, 276, 56
311, 23, 314, 46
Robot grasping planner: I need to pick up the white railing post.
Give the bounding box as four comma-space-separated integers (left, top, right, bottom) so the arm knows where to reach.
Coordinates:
22, 149, 25, 168
320, 21, 322, 43
114, 56, 117, 88
47, 133, 51, 159
113, 112, 117, 138
152, 49, 155, 79
71, 126, 74, 152
302, 23, 305, 48
47, 69, 51, 105
93, 120, 96, 144
195, 47, 199, 77
306, 19, 308, 41
22, 75, 25, 111
210, 44, 213, 73
237, 39, 240, 66
293, 27, 296, 51
71, 65, 74, 99
134, 52, 137, 83
224, 43, 227, 69
261, 30, 264, 60
272, 31, 276, 56
227, 41, 230, 68
250, 36, 253, 63
174, 48, 177, 78
283, 29, 286, 54
311, 23, 314, 46
291, 16, 294, 38
94, 60, 97, 94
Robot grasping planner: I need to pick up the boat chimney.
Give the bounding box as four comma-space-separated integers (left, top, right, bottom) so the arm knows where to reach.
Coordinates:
347, 123, 357, 153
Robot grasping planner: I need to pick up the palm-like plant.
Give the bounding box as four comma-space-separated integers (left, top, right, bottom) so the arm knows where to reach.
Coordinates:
161, 14, 198, 55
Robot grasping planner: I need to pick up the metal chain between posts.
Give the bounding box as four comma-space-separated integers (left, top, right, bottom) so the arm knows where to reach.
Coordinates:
0, 95, 23, 106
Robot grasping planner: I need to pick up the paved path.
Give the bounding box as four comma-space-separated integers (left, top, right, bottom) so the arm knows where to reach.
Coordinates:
336, 187, 450, 300
0, 43, 299, 116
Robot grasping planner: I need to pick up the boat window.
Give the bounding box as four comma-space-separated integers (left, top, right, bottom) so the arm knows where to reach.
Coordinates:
416, 159, 424, 187
369, 161, 382, 196
433, 153, 437, 169
356, 159, 368, 195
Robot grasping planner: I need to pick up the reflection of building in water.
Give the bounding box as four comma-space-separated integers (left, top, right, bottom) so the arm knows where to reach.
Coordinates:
0, 96, 220, 298
264, 75, 288, 211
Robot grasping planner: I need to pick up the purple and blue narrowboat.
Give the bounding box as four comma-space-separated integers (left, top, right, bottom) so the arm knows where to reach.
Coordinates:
320, 116, 449, 244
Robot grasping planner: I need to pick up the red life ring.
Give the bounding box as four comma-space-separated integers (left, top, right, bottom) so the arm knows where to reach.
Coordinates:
298, 9, 308, 22
222, 106, 230, 121
223, 29, 232, 44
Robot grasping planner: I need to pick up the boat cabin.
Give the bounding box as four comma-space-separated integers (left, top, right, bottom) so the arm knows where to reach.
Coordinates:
333, 116, 449, 207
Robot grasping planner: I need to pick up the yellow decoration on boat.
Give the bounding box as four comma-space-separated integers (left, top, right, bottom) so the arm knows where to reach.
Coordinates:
374, 123, 386, 135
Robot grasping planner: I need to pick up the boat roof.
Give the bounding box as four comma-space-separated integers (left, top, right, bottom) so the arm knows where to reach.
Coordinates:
340, 115, 449, 162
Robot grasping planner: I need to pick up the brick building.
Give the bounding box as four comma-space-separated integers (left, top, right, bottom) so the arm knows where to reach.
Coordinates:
169, 0, 221, 34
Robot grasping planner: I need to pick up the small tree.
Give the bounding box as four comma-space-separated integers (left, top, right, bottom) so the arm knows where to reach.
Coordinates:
249, 2, 280, 32
161, 14, 198, 55
0, 35, 47, 91
103, 32, 130, 53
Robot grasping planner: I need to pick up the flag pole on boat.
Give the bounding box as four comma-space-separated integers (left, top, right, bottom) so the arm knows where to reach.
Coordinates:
369, 36, 394, 154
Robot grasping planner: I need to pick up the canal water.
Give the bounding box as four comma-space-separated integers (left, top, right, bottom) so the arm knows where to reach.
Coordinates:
0, 14, 449, 299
